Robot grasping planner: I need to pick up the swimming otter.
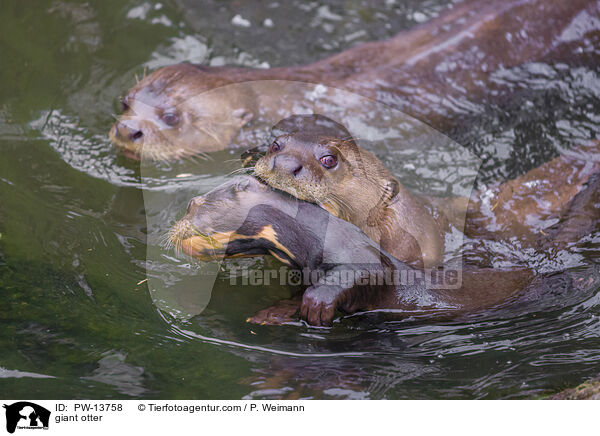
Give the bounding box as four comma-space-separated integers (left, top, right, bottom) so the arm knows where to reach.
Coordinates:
254, 115, 445, 268
169, 175, 537, 326
110, 0, 598, 160
254, 115, 600, 268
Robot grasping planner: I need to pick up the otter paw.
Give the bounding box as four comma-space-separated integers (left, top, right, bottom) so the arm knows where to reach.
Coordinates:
247, 299, 301, 325
300, 287, 340, 327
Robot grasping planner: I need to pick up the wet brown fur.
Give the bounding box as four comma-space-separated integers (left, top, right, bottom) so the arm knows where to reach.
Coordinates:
110, 0, 599, 160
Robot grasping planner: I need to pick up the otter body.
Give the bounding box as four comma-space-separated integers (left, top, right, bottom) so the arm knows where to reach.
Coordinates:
170, 176, 536, 326
110, 0, 598, 160
254, 115, 600, 268
254, 116, 445, 268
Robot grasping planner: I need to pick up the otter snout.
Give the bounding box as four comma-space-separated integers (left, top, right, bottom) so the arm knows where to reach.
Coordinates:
273, 155, 304, 178
168, 196, 206, 249
168, 218, 195, 249
113, 120, 144, 143
186, 196, 205, 215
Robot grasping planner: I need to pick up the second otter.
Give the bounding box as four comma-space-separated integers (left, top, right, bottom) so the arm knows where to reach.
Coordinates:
254, 115, 445, 268
109, 0, 598, 160
170, 176, 536, 326
254, 115, 600, 268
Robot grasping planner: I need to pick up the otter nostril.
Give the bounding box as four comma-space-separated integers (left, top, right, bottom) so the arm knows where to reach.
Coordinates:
186, 197, 204, 213
131, 130, 143, 141
292, 165, 303, 177
186, 199, 197, 213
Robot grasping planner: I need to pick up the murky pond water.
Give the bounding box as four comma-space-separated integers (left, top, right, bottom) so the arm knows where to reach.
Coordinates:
1, 0, 599, 399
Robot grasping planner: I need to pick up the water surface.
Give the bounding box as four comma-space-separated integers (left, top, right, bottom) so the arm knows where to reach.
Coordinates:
1, 0, 599, 399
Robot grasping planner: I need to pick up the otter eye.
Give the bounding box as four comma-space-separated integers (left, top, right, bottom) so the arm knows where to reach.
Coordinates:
162, 111, 180, 126
270, 141, 281, 153
320, 155, 337, 169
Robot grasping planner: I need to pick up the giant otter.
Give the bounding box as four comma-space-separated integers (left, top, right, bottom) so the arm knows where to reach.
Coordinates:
253, 115, 600, 267
254, 115, 446, 268
110, 0, 599, 160
169, 175, 538, 326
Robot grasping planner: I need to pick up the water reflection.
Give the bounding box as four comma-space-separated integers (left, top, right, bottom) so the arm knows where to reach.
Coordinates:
0, 0, 599, 399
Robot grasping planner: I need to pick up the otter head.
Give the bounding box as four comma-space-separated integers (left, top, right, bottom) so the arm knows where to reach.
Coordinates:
168, 176, 297, 263
254, 115, 399, 227
110, 64, 255, 160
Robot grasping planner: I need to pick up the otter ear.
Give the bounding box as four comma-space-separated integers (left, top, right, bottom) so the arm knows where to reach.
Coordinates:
232, 108, 253, 127
367, 179, 400, 227
378, 179, 400, 211
384, 179, 400, 202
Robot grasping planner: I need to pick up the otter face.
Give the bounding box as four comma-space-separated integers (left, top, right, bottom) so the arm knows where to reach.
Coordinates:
110, 64, 254, 160
168, 176, 293, 261
254, 132, 360, 217
110, 82, 189, 160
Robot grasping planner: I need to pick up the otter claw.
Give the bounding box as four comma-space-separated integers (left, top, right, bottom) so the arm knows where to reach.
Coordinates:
300, 288, 338, 327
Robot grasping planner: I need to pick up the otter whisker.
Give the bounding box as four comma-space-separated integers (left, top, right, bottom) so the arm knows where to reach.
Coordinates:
160, 231, 174, 251
189, 226, 220, 259
223, 157, 255, 165
185, 149, 211, 162
179, 152, 206, 165
225, 167, 254, 177
326, 192, 354, 217
151, 148, 167, 164
175, 139, 212, 161
199, 127, 223, 147
163, 228, 182, 256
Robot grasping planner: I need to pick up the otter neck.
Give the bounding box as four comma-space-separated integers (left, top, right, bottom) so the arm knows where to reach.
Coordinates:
352, 183, 420, 242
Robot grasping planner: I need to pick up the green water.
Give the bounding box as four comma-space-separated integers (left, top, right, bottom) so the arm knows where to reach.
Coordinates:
1, 0, 600, 399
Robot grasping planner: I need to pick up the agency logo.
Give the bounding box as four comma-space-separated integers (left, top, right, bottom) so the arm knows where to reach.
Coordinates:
3, 402, 50, 434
